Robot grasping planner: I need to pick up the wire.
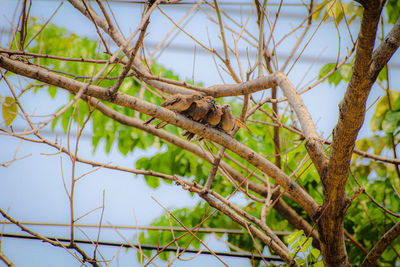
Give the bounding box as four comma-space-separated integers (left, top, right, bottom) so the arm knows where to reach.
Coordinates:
0, 220, 291, 235
1, 232, 285, 262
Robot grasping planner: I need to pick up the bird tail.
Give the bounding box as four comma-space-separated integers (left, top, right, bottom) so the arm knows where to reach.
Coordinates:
235, 118, 253, 134
182, 130, 196, 141
155, 121, 168, 129
143, 117, 156, 126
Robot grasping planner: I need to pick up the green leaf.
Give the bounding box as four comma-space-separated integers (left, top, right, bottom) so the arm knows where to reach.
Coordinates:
394, 94, 400, 110
144, 175, 160, 188
382, 110, 400, 134
48, 86, 57, 98
2, 97, 18, 127
371, 90, 400, 132
301, 237, 313, 251
313, 0, 328, 21
386, 0, 400, 24
288, 230, 304, 245
377, 65, 387, 82
61, 107, 73, 133
319, 63, 353, 86
339, 64, 352, 82
318, 63, 335, 79
310, 248, 321, 258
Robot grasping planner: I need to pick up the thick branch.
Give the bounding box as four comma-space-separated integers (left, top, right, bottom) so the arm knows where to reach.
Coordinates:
276, 72, 329, 179
361, 221, 400, 267
0, 55, 319, 218
369, 15, 400, 80
320, 1, 386, 266
328, 1, 383, 194
204, 74, 277, 97
82, 97, 321, 248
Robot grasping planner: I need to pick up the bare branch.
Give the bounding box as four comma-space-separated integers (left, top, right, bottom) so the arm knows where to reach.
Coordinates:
0, 55, 319, 217
0, 208, 99, 267
276, 72, 329, 178
0, 250, 15, 267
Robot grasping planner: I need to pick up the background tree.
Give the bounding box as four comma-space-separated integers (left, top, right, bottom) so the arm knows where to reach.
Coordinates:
0, 0, 399, 266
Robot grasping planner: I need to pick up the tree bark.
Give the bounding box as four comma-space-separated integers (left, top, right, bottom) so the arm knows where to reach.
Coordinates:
318, 1, 388, 266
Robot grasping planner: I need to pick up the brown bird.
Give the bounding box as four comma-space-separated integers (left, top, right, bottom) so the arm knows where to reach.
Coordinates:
161, 93, 203, 111
144, 93, 203, 126
205, 102, 223, 126
192, 102, 223, 142
182, 96, 215, 140
186, 96, 215, 121
219, 104, 235, 133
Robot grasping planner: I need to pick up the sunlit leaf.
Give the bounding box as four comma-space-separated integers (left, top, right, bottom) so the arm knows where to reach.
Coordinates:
288, 230, 304, 245
382, 110, 400, 134
2, 97, 18, 127
370, 90, 400, 132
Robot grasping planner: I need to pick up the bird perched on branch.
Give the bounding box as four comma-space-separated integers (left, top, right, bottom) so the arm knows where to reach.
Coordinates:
182, 96, 216, 140
219, 104, 235, 133
191, 101, 223, 142
144, 93, 203, 126
205, 102, 223, 127
186, 96, 216, 121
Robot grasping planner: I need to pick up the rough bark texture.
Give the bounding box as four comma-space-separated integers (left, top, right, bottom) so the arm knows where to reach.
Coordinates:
318, 1, 387, 266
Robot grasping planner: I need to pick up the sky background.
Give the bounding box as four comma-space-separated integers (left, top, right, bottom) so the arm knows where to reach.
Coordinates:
0, 0, 399, 266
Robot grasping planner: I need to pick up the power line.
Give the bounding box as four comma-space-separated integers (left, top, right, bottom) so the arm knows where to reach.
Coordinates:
0, 220, 290, 236
2, 232, 285, 262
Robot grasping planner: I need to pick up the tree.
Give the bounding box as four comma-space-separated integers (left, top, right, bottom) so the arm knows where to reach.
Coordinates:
0, 0, 399, 266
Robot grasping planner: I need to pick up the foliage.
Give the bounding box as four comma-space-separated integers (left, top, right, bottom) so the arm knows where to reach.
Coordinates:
1, 96, 18, 127
386, 0, 400, 24
313, 0, 363, 25
5, 7, 400, 265
287, 230, 323, 267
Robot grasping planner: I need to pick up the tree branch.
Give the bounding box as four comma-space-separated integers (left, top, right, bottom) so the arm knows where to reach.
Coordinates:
361, 221, 400, 267
0, 250, 15, 267
369, 15, 400, 80
0, 55, 319, 218
320, 1, 387, 265
0, 208, 99, 266
81, 96, 321, 246
171, 177, 296, 265
276, 72, 329, 179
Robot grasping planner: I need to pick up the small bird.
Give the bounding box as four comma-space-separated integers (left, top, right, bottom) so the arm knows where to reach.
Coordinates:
186, 96, 215, 121
161, 93, 203, 112
204, 102, 223, 126
182, 96, 215, 140
192, 102, 223, 142
144, 93, 203, 126
219, 104, 235, 133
